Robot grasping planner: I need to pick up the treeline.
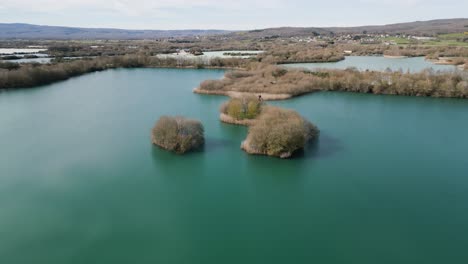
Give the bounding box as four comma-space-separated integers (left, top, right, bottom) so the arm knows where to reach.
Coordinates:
259, 44, 345, 64
383, 45, 468, 58
258, 43, 468, 66
30, 39, 264, 58
198, 63, 468, 99
335, 44, 468, 58
0, 55, 247, 89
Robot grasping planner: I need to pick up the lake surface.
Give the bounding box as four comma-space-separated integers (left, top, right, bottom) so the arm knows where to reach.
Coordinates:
1, 68, 468, 264
285, 56, 457, 72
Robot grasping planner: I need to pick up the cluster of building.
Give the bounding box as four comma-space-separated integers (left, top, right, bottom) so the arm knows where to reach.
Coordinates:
286, 33, 440, 45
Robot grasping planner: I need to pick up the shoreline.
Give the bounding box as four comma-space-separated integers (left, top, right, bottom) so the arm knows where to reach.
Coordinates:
193, 88, 293, 101
219, 113, 257, 126
240, 139, 293, 159
383, 55, 408, 59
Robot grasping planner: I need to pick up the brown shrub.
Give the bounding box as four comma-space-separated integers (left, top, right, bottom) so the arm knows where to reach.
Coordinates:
220, 96, 262, 120
152, 116, 204, 154
242, 106, 319, 158
197, 63, 468, 99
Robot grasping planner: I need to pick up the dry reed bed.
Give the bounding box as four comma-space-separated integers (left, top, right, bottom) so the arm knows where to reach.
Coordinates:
196, 63, 468, 99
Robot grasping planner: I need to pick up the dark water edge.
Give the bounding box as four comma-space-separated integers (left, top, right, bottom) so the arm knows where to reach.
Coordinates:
0, 68, 468, 264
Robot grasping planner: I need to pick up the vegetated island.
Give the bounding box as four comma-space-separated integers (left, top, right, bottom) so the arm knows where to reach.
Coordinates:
194, 62, 468, 100
219, 96, 262, 126
219, 97, 319, 158
151, 116, 204, 154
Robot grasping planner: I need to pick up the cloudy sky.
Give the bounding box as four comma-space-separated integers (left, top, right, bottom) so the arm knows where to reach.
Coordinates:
0, 0, 466, 30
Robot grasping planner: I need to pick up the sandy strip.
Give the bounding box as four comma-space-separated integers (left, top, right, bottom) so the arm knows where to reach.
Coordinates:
193, 88, 293, 101
219, 113, 257, 126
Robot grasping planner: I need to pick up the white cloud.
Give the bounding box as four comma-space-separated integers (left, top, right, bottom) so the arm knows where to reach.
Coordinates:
1, 0, 466, 30
1, 0, 284, 15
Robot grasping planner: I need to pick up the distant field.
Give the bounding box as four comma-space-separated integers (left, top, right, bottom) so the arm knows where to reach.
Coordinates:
425, 32, 468, 46
383, 33, 468, 47
382, 37, 413, 45
423, 40, 468, 47
438, 33, 467, 40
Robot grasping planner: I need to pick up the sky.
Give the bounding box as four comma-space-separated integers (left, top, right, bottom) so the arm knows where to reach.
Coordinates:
0, 0, 467, 30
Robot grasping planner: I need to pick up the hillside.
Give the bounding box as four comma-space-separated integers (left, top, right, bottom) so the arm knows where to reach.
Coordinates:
0, 19, 467, 40
234, 18, 468, 39
0, 23, 229, 40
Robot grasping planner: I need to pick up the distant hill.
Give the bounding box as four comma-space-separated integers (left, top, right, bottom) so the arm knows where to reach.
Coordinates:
234, 18, 468, 39
1, 19, 467, 40
326, 18, 468, 35
0, 23, 230, 40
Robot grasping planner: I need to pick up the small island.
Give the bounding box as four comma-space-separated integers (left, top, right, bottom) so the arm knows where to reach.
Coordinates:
218, 97, 319, 158
241, 106, 319, 158
151, 116, 205, 154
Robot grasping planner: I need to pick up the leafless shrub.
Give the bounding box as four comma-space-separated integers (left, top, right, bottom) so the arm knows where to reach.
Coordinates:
151, 116, 204, 154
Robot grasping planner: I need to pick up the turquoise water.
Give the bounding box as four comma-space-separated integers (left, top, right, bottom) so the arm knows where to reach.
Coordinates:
1, 68, 468, 263
284, 56, 457, 72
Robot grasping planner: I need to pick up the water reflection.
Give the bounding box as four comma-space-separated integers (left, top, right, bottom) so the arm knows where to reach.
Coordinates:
300, 132, 344, 160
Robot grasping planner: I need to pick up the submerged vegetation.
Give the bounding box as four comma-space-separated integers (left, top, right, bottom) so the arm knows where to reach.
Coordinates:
151, 116, 205, 154
241, 106, 319, 159
197, 63, 468, 99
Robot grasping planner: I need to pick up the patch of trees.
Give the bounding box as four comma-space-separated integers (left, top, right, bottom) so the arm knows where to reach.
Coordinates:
220, 97, 262, 120
1, 55, 22, 60
259, 44, 345, 64
0, 61, 21, 71
333, 44, 468, 59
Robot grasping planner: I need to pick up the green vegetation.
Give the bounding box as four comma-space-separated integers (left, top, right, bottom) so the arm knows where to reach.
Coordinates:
0, 61, 21, 71
241, 106, 319, 159
197, 63, 468, 99
220, 97, 262, 120
151, 116, 205, 154
381, 34, 468, 47
382, 37, 414, 45
423, 33, 468, 47
1, 55, 23, 60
